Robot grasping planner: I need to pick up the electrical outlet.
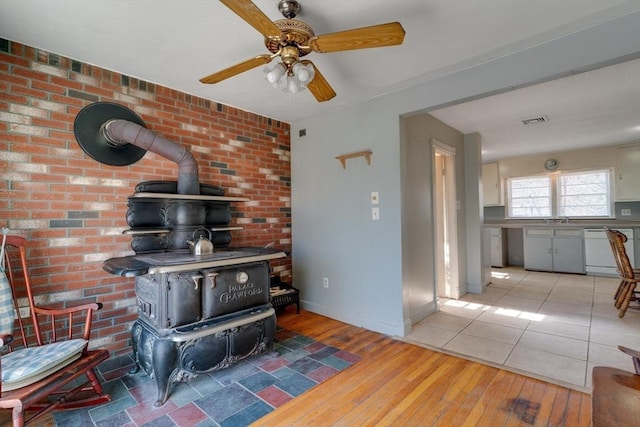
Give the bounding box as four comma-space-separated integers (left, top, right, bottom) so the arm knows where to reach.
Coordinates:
372, 207, 380, 220
323, 277, 329, 288
621, 208, 631, 216
371, 191, 379, 205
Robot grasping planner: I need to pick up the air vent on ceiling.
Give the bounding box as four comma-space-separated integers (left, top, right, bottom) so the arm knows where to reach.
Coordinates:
521, 115, 549, 125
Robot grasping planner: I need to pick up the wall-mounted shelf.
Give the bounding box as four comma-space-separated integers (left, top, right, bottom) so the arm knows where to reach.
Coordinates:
336, 150, 372, 169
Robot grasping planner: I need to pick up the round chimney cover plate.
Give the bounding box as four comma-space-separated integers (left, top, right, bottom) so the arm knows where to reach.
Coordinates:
74, 102, 147, 166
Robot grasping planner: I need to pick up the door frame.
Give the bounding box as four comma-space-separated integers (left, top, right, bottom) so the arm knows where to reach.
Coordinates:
431, 139, 460, 299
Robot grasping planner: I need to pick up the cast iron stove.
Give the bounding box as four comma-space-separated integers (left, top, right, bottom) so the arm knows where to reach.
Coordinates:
75, 102, 287, 407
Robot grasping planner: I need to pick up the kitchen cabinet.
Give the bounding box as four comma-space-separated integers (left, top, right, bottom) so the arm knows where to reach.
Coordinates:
482, 162, 503, 206
523, 228, 584, 273
524, 229, 553, 271
484, 227, 507, 267
616, 145, 640, 201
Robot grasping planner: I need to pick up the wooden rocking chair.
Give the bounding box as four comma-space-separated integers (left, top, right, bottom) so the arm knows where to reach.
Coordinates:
0, 234, 110, 426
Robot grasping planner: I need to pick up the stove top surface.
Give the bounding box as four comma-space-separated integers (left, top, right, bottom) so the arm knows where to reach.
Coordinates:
103, 247, 287, 276
136, 249, 265, 265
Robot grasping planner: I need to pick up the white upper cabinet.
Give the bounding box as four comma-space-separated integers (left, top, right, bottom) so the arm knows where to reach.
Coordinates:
482, 162, 503, 206
615, 145, 640, 201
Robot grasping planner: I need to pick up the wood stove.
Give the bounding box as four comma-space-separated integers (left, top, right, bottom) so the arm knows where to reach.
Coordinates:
74, 102, 287, 407
104, 244, 284, 407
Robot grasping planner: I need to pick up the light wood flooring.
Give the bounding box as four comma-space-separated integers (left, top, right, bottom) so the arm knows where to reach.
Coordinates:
252, 308, 591, 426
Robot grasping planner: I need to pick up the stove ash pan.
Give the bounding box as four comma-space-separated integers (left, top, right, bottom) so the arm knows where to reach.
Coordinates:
135, 261, 270, 330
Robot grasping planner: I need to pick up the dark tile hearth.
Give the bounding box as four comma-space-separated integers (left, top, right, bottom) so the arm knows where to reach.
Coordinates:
54, 329, 361, 427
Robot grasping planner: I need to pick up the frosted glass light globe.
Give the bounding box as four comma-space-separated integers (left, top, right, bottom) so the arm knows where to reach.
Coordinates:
293, 62, 314, 83
266, 65, 285, 83
288, 78, 300, 93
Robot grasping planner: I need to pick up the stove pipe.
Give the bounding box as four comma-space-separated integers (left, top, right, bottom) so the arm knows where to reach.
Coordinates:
103, 119, 200, 195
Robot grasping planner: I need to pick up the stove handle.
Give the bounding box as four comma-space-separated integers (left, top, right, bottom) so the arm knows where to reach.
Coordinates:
170, 307, 276, 342
207, 272, 219, 288
191, 274, 203, 290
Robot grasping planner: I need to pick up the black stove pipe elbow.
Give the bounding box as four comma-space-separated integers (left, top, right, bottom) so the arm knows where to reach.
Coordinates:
104, 119, 200, 195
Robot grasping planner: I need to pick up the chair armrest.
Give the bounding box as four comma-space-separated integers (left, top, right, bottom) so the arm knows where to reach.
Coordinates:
32, 302, 103, 343
619, 345, 640, 375
619, 345, 640, 359
0, 333, 14, 348
33, 302, 103, 317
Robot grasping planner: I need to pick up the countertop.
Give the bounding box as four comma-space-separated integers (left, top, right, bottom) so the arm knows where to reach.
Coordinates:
484, 220, 640, 229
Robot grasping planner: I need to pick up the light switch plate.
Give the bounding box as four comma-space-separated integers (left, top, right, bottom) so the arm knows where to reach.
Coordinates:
621, 208, 631, 216
372, 207, 380, 220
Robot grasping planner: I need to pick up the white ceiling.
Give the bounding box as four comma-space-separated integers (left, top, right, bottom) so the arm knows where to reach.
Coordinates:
430, 58, 640, 162
2, 0, 640, 161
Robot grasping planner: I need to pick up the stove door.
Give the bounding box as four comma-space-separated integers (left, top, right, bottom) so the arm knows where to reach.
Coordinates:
167, 272, 202, 327
201, 262, 269, 320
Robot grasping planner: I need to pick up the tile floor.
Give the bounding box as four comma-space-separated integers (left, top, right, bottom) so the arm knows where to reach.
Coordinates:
53, 328, 361, 427
403, 267, 640, 393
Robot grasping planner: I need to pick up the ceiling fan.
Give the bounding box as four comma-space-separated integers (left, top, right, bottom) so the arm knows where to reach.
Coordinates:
199, 0, 406, 102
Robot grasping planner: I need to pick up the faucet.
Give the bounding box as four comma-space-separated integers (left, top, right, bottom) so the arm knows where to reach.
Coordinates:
563, 216, 570, 224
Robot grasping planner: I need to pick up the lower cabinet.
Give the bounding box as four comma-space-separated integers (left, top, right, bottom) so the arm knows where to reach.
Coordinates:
484, 227, 507, 267
524, 228, 584, 274
524, 230, 553, 271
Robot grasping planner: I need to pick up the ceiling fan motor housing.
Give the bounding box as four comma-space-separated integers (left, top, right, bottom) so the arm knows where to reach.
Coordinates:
265, 19, 314, 57
280, 45, 299, 66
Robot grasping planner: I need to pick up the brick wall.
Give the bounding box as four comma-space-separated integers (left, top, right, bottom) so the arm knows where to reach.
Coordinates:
0, 39, 292, 355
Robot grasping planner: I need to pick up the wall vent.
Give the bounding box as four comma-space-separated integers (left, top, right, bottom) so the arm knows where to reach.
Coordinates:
521, 115, 549, 125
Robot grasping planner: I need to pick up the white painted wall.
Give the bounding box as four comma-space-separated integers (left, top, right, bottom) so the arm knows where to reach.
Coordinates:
291, 11, 640, 337
464, 133, 485, 293
291, 102, 405, 335
496, 142, 640, 178
401, 114, 466, 328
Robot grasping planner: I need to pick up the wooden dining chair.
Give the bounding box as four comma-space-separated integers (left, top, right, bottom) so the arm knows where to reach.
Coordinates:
592, 345, 640, 426
605, 228, 639, 318
0, 234, 110, 426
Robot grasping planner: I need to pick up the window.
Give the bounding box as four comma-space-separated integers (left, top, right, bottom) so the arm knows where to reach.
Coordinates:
507, 176, 551, 218
507, 169, 613, 218
558, 169, 611, 217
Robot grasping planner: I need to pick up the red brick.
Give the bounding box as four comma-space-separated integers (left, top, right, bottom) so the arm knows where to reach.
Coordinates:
1, 39, 291, 356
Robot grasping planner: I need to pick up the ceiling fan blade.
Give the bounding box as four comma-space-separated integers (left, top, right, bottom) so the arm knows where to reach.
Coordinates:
200, 54, 274, 84
219, 0, 281, 37
302, 60, 336, 102
309, 22, 405, 53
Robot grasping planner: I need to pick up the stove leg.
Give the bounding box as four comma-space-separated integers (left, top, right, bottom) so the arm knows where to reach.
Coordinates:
152, 338, 178, 407
129, 321, 143, 374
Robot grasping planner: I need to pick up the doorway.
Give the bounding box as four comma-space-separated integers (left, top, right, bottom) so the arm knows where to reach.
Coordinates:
432, 141, 460, 299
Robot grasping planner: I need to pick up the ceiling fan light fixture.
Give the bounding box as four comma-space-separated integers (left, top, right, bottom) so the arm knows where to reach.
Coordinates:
204, 0, 404, 103
264, 59, 314, 94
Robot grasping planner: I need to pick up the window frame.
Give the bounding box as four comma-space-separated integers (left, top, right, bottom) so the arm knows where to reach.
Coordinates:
506, 168, 615, 219
556, 168, 612, 218
506, 175, 552, 219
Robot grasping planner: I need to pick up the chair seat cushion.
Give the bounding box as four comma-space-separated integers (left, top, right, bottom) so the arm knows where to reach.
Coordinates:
1, 339, 87, 391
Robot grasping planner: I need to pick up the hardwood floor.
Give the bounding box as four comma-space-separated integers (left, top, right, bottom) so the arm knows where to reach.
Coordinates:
253, 308, 592, 426
13, 308, 592, 426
